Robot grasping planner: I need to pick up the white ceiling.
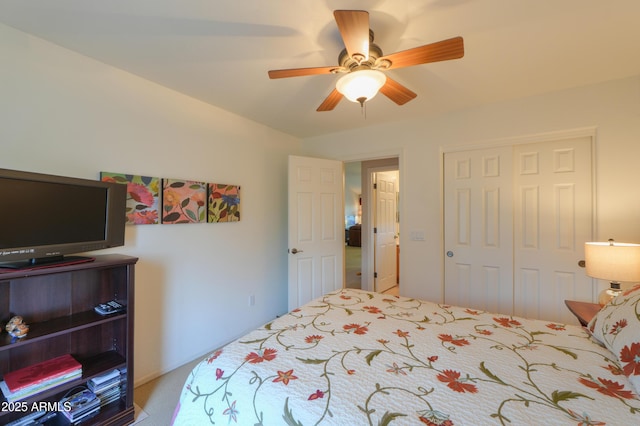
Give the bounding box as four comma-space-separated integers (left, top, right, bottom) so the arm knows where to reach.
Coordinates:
2, 0, 640, 139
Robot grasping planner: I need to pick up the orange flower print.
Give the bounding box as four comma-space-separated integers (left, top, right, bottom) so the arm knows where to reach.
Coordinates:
245, 348, 277, 364
363, 306, 383, 314
206, 349, 223, 364
546, 323, 565, 331
273, 369, 298, 385
305, 335, 324, 344
464, 309, 480, 315
343, 323, 368, 335
437, 369, 478, 393
478, 330, 493, 336
609, 319, 628, 335
603, 363, 624, 376
394, 329, 410, 338
438, 334, 470, 347
579, 377, 635, 399
493, 317, 522, 328
620, 342, 640, 376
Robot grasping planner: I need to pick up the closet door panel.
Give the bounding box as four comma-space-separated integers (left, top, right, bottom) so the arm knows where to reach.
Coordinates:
444, 147, 514, 314
513, 137, 594, 323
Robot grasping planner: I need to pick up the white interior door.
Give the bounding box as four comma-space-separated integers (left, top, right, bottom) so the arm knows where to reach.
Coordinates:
513, 137, 594, 323
444, 136, 594, 323
444, 147, 514, 314
374, 171, 398, 293
288, 155, 344, 310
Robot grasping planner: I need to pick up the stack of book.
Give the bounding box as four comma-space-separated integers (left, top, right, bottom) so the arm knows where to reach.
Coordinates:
87, 369, 124, 407
0, 354, 82, 402
59, 388, 100, 424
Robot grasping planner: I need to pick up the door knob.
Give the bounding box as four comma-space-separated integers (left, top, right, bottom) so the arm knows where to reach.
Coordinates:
446, 251, 454, 258
578, 260, 585, 268
291, 248, 303, 254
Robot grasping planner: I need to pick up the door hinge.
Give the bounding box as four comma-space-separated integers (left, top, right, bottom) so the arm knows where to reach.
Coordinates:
373, 183, 377, 189
374, 227, 377, 233
374, 272, 378, 278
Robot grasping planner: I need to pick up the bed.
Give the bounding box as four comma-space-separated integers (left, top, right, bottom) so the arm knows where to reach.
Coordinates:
172, 288, 640, 425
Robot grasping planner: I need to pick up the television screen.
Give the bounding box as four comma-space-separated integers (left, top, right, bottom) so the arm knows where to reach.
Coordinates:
0, 168, 126, 268
1, 179, 107, 247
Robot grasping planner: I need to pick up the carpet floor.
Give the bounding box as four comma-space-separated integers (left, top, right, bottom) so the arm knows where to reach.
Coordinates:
345, 245, 362, 289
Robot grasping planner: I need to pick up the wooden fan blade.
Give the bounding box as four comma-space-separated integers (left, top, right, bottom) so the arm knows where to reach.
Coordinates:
268, 66, 338, 79
379, 77, 417, 105
379, 36, 464, 70
317, 88, 344, 111
334, 10, 370, 61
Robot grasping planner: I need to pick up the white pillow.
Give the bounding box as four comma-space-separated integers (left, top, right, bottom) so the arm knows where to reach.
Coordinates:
588, 284, 640, 394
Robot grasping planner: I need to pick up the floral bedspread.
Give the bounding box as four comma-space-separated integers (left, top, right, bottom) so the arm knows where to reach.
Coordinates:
172, 289, 640, 425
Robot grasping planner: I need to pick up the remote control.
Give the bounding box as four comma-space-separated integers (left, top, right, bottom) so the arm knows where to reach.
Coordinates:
94, 300, 126, 315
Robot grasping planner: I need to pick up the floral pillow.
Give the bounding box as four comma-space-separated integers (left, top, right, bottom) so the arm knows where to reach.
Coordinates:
588, 284, 640, 394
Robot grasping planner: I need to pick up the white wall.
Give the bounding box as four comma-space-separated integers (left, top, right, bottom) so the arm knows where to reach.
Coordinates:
0, 24, 300, 386
301, 75, 640, 302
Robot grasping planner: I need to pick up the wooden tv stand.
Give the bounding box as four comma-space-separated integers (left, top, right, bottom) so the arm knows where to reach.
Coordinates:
0, 254, 137, 425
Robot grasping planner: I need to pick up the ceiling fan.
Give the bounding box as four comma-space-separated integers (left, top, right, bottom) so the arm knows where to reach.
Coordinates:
268, 10, 464, 112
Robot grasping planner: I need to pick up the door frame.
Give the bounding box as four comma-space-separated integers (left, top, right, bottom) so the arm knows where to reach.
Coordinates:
440, 126, 598, 300
369, 167, 399, 292
340, 149, 405, 293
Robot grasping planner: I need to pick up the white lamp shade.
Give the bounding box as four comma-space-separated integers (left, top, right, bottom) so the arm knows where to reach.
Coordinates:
585, 241, 640, 282
336, 70, 386, 103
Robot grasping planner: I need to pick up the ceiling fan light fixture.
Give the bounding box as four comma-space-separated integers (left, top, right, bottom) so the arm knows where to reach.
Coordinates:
336, 70, 386, 105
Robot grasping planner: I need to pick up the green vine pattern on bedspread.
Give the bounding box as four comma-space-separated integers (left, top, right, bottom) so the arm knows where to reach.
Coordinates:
172, 289, 640, 425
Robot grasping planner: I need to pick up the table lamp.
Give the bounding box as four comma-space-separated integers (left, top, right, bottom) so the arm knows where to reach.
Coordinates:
585, 239, 640, 306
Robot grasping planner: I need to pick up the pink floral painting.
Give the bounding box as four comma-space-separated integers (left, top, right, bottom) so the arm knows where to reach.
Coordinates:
100, 172, 160, 225
208, 184, 241, 223
162, 179, 207, 224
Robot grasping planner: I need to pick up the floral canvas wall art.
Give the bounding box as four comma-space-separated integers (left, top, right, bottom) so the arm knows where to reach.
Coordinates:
162, 179, 207, 224
100, 172, 160, 224
208, 184, 241, 222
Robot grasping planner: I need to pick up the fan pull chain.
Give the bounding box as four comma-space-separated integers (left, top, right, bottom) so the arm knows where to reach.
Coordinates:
357, 97, 367, 119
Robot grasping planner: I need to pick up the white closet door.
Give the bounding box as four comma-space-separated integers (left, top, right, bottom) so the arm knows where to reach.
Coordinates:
443, 147, 514, 314
444, 136, 594, 324
513, 137, 594, 323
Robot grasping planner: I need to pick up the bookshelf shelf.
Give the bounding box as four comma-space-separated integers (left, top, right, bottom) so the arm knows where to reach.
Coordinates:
0, 254, 137, 425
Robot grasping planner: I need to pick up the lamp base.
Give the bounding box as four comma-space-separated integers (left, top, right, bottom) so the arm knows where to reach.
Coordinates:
598, 282, 623, 307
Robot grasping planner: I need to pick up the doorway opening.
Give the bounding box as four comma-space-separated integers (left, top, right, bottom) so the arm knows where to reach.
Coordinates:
344, 158, 399, 296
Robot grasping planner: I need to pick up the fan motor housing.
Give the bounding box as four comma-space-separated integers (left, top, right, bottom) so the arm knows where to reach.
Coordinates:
337, 30, 388, 71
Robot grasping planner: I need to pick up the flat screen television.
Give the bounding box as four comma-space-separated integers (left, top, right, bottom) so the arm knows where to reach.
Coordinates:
0, 168, 126, 269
